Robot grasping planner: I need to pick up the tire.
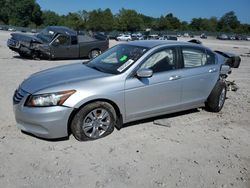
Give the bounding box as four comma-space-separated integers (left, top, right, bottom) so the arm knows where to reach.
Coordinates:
19, 52, 30, 59
205, 80, 227, 112
71, 101, 116, 141
31, 51, 40, 60
89, 49, 101, 59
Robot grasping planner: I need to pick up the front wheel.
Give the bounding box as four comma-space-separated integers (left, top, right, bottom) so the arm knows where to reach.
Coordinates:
19, 52, 30, 59
205, 80, 227, 112
71, 101, 116, 141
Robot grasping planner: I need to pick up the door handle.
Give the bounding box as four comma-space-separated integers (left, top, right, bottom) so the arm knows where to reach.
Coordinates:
208, 68, 217, 73
169, 75, 181, 81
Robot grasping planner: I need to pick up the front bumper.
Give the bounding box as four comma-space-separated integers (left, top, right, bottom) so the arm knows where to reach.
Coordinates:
13, 96, 74, 139
7, 38, 20, 49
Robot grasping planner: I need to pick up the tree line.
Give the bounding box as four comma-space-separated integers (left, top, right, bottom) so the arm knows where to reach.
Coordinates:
0, 0, 249, 34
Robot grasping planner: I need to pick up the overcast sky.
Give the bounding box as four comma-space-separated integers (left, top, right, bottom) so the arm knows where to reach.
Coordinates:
36, 0, 250, 24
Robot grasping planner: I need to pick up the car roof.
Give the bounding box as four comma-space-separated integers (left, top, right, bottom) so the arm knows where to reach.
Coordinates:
126, 40, 202, 49
47, 26, 77, 36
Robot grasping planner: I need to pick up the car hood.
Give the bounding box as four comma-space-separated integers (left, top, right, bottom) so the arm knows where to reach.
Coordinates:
21, 63, 110, 93
11, 33, 43, 44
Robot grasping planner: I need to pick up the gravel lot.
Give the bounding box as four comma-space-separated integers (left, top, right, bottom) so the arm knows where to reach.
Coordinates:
0, 31, 250, 188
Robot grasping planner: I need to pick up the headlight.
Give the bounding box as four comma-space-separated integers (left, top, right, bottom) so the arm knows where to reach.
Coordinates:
26, 90, 76, 107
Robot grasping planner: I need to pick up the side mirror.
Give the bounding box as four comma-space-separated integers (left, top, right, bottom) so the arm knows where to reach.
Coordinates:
136, 69, 153, 78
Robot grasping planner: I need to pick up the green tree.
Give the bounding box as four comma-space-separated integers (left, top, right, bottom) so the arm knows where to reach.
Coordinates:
60, 12, 85, 30
139, 14, 155, 29
116, 9, 143, 32
42, 10, 60, 26
0, 0, 8, 24
87, 8, 114, 31
218, 11, 240, 32
77, 10, 89, 29
7, 0, 42, 27
165, 13, 181, 30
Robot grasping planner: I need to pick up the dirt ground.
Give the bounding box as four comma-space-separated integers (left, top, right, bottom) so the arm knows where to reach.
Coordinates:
0, 31, 249, 188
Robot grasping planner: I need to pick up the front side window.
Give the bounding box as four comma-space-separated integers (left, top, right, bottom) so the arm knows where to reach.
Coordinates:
140, 48, 176, 73
182, 48, 207, 68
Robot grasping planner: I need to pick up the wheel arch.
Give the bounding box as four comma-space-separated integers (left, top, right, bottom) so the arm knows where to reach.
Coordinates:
67, 98, 123, 135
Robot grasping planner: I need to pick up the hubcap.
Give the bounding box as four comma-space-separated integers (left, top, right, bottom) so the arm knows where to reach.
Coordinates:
91, 50, 100, 58
218, 88, 226, 108
82, 108, 111, 138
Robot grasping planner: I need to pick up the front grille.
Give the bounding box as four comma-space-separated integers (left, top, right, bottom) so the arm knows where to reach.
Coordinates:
13, 88, 29, 104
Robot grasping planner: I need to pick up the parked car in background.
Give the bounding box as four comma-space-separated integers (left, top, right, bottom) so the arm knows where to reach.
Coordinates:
116, 34, 132, 41
200, 33, 207, 39
7, 26, 109, 59
183, 33, 190, 37
131, 34, 139, 41
107, 32, 119, 40
8, 27, 16, 32
217, 34, 229, 40
13, 40, 240, 141
0, 26, 8, 31
31, 29, 37, 33
147, 34, 159, 40
159, 35, 178, 41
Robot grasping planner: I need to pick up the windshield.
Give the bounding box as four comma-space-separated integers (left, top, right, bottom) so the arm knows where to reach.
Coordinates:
36, 28, 55, 43
86, 44, 148, 74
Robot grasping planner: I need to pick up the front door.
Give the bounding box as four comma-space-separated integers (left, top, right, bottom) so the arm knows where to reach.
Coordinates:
125, 47, 182, 122
50, 35, 78, 59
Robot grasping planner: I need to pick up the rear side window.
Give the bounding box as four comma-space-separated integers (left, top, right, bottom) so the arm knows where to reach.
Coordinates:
182, 48, 207, 68
206, 50, 216, 65
71, 36, 78, 45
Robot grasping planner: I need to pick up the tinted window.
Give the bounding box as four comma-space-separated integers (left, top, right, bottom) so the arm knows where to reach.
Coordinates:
71, 36, 78, 45
206, 50, 216, 65
182, 48, 207, 68
140, 48, 176, 73
57, 35, 70, 45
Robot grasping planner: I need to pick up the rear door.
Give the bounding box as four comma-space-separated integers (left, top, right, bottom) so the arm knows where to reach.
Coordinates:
124, 47, 182, 121
179, 47, 219, 106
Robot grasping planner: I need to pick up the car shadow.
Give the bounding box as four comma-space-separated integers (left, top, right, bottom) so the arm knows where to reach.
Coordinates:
21, 130, 69, 142
21, 108, 201, 142
12, 55, 31, 60
122, 108, 201, 129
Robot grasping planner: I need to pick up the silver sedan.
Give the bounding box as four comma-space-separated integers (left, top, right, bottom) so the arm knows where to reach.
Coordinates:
13, 40, 234, 141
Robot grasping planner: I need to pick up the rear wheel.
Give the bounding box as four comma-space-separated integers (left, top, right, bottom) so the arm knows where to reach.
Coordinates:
205, 80, 227, 112
71, 101, 116, 141
89, 49, 101, 59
